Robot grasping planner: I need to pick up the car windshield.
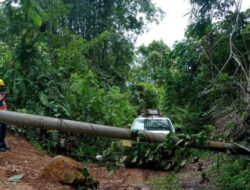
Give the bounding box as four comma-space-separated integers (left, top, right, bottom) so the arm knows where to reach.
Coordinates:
132, 119, 144, 130
132, 119, 173, 131
145, 119, 172, 131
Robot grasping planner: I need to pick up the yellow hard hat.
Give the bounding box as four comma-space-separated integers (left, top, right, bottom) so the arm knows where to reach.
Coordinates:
0, 79, 5, 86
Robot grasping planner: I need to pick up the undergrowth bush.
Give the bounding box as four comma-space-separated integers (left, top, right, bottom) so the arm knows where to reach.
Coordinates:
217, 157, 250, 190
147, 174, 181, 190
103, 132, 209, 171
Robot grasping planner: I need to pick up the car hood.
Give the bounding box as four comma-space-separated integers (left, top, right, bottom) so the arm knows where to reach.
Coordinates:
146, 130, 170, 135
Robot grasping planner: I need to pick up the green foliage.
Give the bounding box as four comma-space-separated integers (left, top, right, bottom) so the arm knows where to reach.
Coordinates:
0, 0, 144, 162
66, 73, 137, 126
102, 140, 127, 171
73, 143, 98, 159
149, 1, 250, 142
130, 82, 160, 112
87, 31, 134, 87
0, 42, 13, 65
77, 168, 98, 190
53, 35, 88, 72
134, 40, 171, 83
103, 87, 137, 127
61, 0, 162, 39
58, 0, 162, 88
104, 132, 209, 171
66, 72, 104, 122
81, 168, 90, 178
0, 1, 249, 184
211, 156, 250, 190
147, 174, 181, 190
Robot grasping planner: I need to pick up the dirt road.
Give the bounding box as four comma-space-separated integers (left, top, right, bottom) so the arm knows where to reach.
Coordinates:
0, 134, 212, 190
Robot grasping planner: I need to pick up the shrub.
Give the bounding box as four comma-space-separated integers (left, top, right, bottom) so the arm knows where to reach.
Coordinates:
217, 157, 250, 190
103, 87, 137, 127
147, 174, 181, 190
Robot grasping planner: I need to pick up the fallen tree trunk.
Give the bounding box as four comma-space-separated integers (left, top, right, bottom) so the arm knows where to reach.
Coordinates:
0, 111, 249, 155
0, 111, 165, 142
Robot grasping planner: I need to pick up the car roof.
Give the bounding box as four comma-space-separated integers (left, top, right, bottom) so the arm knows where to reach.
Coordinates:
135, 116, 171, 120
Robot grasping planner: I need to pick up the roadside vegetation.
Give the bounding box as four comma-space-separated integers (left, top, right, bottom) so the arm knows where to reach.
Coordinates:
0, 0, 249, 189
147, 174, 181, 190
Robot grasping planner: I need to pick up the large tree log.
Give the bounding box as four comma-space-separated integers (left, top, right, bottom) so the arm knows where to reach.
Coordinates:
0, 111, 249, 155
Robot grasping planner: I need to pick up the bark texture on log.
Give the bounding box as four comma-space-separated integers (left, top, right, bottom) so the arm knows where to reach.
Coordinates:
0, 111, 249, 155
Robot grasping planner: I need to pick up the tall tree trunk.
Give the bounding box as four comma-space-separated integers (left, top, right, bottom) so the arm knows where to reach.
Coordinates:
246, 79, 250, 110
247, 55, 250, 110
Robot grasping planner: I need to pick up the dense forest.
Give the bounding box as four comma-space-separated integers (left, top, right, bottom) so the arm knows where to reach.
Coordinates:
0, 0, 249, 189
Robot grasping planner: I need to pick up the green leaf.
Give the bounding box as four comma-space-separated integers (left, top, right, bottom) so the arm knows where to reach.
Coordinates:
148, 155, 154, 161
176, 139, 184, 146
39, 93, 49, 106
28, 9, 42, 27
131, 156, 138, 163
180, 160, 187, 166
82, 168, 90, 177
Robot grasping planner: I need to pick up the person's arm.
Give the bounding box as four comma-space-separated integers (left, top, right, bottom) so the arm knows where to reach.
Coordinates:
0, 94, 4, 102
0, 92, 9, 101
1, 94, 8, 101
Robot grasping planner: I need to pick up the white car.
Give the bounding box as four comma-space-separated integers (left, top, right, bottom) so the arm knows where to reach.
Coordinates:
131, 110, 175, 135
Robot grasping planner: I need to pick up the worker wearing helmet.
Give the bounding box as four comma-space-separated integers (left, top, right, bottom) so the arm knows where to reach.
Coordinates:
0, 79, 9, 152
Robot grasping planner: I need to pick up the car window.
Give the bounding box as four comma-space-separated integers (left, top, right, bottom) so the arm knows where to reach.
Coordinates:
145, 119, 173, 131
131, 119, 144, 130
